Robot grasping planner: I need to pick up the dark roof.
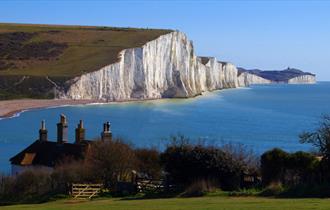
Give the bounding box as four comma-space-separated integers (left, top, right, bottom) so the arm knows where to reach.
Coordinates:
10, 140, 92, 167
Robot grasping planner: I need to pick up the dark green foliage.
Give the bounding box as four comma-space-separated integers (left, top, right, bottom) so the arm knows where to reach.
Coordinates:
180, 179, 217, 197
135, 148, 162, 179
0, 75, 71, 99
261, 148, 319, 186
261, 148, 289, 186
260, 183, 285, 197
0, 170, 53, 204
279, 183, 330, 198
0, 32, 67, 70
161, 142, 243, 191
85, 139, 138, 189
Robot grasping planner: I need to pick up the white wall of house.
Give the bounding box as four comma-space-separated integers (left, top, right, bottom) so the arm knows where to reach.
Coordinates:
11, 164, 53, 176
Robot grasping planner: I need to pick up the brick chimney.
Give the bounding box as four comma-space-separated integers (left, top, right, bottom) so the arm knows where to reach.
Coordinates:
75, 120, 85, 144
39, 120, 48, 141
57, 114, 68, 143
101, 121, 112, 141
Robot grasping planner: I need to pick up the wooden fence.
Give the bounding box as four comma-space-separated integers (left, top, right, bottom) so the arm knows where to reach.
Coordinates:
71, 183, 103, 199
136, 179, 164, 193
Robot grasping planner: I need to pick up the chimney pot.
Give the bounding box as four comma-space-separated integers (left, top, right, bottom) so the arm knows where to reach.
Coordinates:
101, 121, 112, 141
39, 120, 48, 141
75, 120, 85, 144
57, 114, 68, 143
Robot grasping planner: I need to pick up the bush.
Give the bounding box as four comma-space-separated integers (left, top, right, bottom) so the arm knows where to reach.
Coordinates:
85, 139, 137, 189
279, 183, 330, 198
180, 179, 217, 197
260, 183, 285, 197
285, 151, 319, 184
261, 148, 319, 187
135, 148, 162, 179
261, 148, 289, 186
52, 159, 95, 194
0, 169, 53, 204
161, 141, 244, 191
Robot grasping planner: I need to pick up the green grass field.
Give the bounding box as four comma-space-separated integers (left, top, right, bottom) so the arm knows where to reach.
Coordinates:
0, 23, 172, 77
1, 197, 330, 210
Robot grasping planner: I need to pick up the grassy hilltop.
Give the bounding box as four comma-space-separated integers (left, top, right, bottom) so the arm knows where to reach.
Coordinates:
1, 197, 330, 210
0, 23, 172, 99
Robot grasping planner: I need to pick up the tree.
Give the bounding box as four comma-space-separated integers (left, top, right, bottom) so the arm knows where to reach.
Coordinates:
300, 115, 330, 180
135, 148, 162, 179
85, 139, 137, 188
161, 142, 243, 191
261, 148, 288, 186
300, 115, 330, 161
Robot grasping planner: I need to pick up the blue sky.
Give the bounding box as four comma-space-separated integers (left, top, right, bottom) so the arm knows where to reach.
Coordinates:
1, 0, 329, 80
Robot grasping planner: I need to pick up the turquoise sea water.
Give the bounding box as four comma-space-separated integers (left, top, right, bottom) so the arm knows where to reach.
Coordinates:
0, 82, 329, 172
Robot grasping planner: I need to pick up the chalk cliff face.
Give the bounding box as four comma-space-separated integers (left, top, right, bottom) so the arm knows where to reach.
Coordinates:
237, 67, 316, 85
61, 32, 241, 100
237, 72, 272, 86
288, 75, 316, 84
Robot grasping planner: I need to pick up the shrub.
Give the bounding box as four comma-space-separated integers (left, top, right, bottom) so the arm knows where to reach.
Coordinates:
180, 179, 217, 197
261, 148, 320, 187
260, 183, 285, 197
161, 141, 243, 191
285, 151, 318, 184
279, 183, 330, 198
0, 169, 52, 204
85, 139, 137, 189
261, 148, 289, 186
52, 159, 95, 194
135, 148, 162, 179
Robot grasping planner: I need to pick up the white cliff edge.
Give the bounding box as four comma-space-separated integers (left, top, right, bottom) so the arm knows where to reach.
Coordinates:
60, 31, 316, 100
288, 75, 316, 84
61, 31, 242, 100
238, 72, 272, 86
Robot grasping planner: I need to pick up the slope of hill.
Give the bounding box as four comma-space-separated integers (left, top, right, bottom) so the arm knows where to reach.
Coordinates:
0, 23, 172, 99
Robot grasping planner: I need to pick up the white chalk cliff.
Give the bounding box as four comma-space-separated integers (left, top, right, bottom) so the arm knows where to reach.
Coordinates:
61, 31, 242, 100
288, 75, 316, 84
60, 31, 316, 100
238, 72, 272, 86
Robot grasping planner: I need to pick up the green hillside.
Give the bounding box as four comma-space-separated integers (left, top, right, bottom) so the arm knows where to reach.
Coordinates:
1, 197, 330, 210
0, 23, 172, 99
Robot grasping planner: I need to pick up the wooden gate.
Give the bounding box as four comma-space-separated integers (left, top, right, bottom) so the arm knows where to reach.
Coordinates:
136, 179, 164, 193
71, 183, 103, 199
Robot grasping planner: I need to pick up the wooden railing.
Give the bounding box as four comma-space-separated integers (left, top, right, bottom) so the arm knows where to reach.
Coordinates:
136, 179, 164, 193
71, 183, 103, 199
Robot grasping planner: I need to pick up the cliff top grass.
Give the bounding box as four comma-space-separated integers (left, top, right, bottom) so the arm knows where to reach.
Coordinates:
0, 23, 172, 77
1, 196, 330, 210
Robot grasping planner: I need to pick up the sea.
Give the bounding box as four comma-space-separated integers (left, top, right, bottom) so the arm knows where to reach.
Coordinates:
0, 82, 329, 172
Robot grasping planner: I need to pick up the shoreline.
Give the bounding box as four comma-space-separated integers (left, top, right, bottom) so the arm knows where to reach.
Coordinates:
0, 97, 192, 119
0, 83, 310, 119
0, 92, 220, 119
0, 99, 105, 119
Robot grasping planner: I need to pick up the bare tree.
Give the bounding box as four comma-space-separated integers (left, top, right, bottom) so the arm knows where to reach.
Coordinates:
85, 139, 137, 188
300, 115, 330, 160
